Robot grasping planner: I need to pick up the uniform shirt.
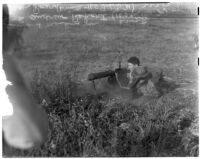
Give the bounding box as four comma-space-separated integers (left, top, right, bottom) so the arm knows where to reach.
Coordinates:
127, 66, 149, 88
145, 65, 163, 84
128, 65, 162, 97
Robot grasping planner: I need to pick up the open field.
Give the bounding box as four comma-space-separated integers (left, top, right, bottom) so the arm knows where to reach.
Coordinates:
14, 17, 198, 91
3, 3, 199, 157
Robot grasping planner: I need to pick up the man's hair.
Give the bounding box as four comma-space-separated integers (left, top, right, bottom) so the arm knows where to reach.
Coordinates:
127, 57, 140, 65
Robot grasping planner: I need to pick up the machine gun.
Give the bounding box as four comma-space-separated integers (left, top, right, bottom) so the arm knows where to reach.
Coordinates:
88, 70, 115, 81
87, 54, 152, 91
87, 65, 152, 91
87, 69, 120, 91
88, 56, 122, 81
87, 58, 127, 91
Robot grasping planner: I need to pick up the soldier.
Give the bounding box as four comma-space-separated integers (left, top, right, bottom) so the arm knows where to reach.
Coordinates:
115, 56, 161, 97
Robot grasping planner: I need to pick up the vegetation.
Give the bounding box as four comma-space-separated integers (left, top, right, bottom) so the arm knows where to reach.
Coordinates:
3, 70, 198, 157
3, 3, 198, 157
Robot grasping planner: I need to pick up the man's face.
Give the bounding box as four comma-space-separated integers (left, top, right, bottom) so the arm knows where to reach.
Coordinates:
127, 63, 138, 72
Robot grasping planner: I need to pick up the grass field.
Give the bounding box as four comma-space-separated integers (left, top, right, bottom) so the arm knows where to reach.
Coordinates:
15, 17, 198, 89
3, 9, 199, 157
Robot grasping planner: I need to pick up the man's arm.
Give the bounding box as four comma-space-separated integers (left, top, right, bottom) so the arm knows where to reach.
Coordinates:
127, 71, 152, 89
115, 68, 152, 90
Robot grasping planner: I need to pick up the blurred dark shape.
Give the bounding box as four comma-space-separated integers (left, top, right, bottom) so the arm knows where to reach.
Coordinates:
3, 4, 27, 53
3, 4, 9, 52
2, 4, 49, 151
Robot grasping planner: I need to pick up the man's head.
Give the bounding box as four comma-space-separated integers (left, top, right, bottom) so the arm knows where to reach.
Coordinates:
127, 57, 140, 71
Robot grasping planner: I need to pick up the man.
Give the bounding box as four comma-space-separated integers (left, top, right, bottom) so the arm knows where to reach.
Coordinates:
115, 57, 160, 97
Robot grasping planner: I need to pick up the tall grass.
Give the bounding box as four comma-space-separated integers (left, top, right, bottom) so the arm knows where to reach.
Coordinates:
3, 69, 198, 157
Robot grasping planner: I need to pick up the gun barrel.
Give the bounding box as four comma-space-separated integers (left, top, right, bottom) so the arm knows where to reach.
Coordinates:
88, 70, 115, 81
